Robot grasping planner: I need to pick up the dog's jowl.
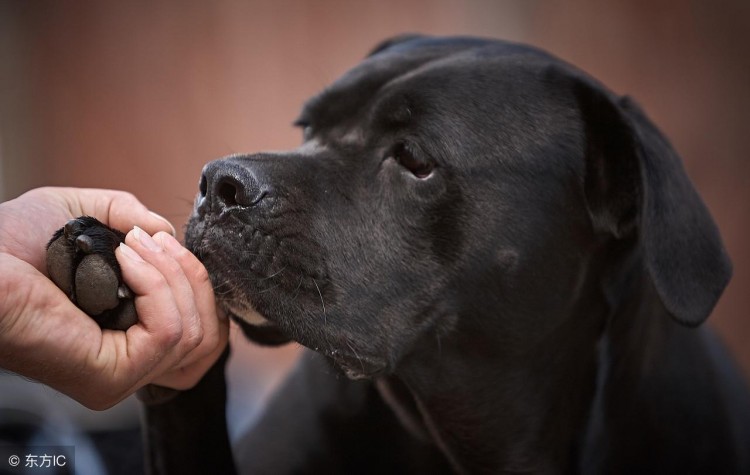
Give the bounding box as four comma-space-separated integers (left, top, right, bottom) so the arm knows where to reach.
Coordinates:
52, 35, 750, 475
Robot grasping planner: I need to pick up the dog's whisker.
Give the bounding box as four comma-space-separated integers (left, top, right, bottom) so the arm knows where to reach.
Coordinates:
254, 281, 284, 295
346, 340, 365, 375
260, 266, 287, 281
312, 277, 326, 325
290, 274, 305, 302
235, 251, 276, 258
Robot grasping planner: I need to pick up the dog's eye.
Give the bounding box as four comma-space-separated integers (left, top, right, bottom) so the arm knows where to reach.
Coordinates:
392, 142, 433, 179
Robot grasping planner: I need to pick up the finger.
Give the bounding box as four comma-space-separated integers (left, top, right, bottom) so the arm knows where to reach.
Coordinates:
153, 311, 229, 389
113, 241, 184, 372
150, 309, 228, 390
124, 227, 204, 354
106, 226, 224, 392
147, 233, 229, 389
156, 233, 226, 360
69, 188, 176, 236
108, 193, 175, 236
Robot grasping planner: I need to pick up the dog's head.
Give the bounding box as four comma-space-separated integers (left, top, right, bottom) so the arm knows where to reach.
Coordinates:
185, 35, 731, 378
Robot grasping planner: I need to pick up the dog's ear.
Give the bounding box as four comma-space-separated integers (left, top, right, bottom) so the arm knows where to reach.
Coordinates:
574, 77, 732, 327
367, 34, 425, 57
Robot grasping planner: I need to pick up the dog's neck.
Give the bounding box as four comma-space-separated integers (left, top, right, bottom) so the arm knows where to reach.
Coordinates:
577, 265, 741, 472
384, 246, 691, 474
391, 315, 605, 474
386, 252, 735, 475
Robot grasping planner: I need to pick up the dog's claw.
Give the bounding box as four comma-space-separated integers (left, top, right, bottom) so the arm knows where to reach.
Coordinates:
63, 219, 80, 239
117, 285, 133, 299
76, 234, 94, 253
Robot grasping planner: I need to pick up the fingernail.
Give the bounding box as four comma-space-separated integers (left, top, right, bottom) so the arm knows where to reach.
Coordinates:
119, 242, 145, 262
149, 211, 176, 237
133, 226, 162, 252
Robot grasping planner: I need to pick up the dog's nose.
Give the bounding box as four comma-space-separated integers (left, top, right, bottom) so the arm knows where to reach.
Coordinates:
198, 159, 266, 211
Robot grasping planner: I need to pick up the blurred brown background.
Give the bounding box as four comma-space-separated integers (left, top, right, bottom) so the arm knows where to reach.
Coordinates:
1, 0, 748, 432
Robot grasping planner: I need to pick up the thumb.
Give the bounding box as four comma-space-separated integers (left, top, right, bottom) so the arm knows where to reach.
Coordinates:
91, 190, 176, 236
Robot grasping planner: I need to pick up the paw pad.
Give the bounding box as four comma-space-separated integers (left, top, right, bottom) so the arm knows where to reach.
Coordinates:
46, 217, 137, 331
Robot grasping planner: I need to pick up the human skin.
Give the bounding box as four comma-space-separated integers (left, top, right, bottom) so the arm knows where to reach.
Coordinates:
0, 187, 228, 410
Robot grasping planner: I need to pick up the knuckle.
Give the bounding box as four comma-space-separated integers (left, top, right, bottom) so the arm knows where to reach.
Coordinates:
162, 257, 183, 277
135, 269, 169, 293
149, 273, 170, 293
192, 263, 210, 285
159, 320, 183, 348
187, 321, 205, 349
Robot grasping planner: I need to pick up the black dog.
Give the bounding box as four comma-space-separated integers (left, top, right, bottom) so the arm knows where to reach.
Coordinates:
49, 36, 750, 474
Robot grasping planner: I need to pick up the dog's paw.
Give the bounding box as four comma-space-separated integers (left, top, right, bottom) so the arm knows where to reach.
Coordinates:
46, 216, 137, 331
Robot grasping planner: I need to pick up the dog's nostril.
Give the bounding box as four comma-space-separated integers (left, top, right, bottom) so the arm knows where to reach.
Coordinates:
199, 174, 208, 198
218, 180, 239, 207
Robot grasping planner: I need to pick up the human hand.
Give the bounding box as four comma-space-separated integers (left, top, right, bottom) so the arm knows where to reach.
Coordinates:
0, 187, 228, 409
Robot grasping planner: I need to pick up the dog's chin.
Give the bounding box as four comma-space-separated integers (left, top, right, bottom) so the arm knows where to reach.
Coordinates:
224, 301, 387, 377
224, 302, 292, 346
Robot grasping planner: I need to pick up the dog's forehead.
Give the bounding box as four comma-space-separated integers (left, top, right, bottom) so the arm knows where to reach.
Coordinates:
297, 53, 440, 129
299, 37, 557, 128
